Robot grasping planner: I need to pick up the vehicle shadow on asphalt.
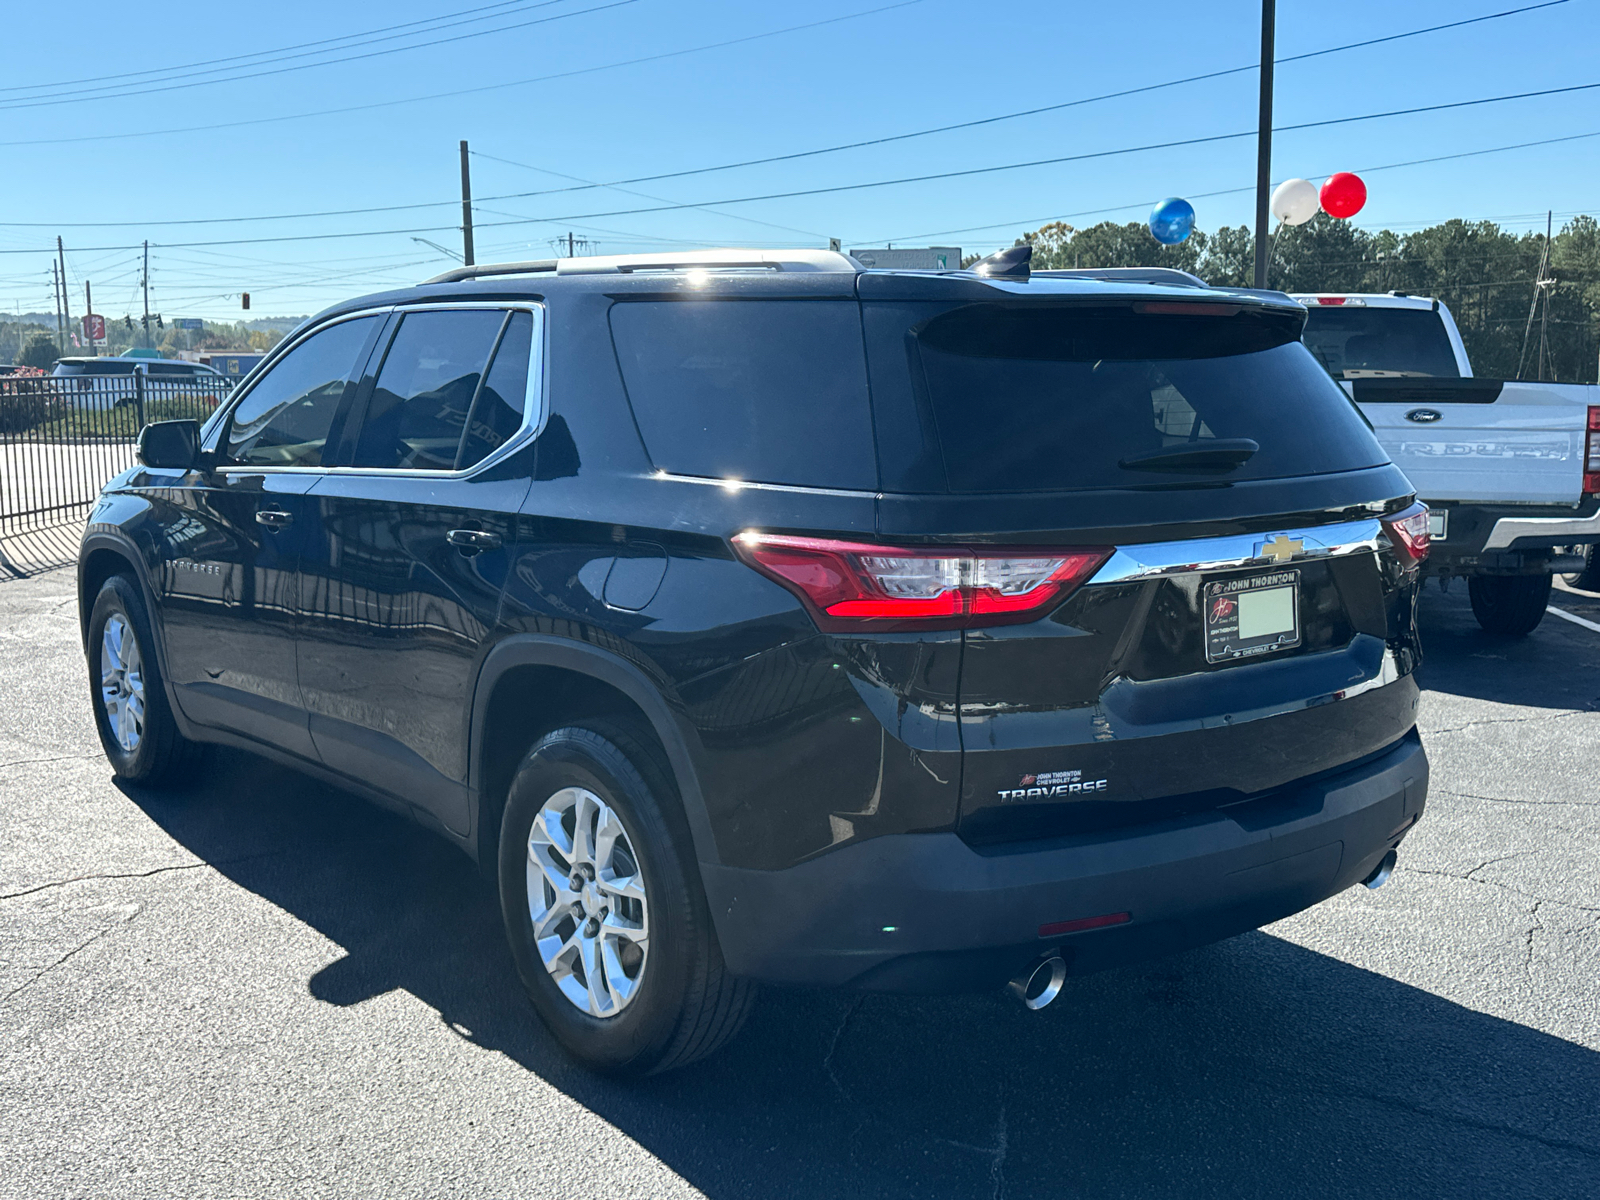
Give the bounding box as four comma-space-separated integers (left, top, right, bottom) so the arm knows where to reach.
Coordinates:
118, 752, 1599, 1199
1416, 586, 1600, 712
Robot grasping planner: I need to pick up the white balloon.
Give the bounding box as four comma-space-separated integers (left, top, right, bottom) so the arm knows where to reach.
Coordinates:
1271, 178, 1319, 226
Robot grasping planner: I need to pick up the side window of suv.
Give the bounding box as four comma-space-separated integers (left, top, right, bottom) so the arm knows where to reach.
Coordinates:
350, 308, 535, 472
225, 316, 379, 467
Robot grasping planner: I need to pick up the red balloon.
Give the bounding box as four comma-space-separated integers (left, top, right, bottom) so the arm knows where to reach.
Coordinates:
1320, 172, 1367, 219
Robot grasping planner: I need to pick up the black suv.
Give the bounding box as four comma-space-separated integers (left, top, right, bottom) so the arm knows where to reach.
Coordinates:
78, 248, 1430, 1075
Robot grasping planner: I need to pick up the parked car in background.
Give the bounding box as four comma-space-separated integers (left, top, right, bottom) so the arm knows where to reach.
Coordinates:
79, 247, 1430, 1075
1296, 293, 1600, 633
53, 356, 227, 409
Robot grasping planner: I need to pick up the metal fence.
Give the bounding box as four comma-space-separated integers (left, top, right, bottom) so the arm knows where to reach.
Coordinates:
0, 372, 234, 577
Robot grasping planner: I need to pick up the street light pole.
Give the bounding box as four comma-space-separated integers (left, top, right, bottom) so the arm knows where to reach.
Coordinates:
1253, 0, 1276, 289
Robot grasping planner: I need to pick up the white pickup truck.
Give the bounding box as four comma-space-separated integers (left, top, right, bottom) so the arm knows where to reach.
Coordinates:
1295, 293, 1600, 635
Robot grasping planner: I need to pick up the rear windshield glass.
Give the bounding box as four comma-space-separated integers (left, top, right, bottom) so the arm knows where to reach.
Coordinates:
609, 300, 876, 490
1300, 306, 1460, 379
893, 303, 1387, 494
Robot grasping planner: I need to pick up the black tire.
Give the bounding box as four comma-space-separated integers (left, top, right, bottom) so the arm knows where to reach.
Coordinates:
86, 574, 200, 784
498, 720, 755, 1076
1563, 545, 1600, 592
1468, 573, 1552, 637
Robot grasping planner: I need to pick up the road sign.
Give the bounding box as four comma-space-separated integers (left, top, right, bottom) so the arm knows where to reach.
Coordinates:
174, 318, 204, 331
850, 246, 962, 270
81, 314, 107, 346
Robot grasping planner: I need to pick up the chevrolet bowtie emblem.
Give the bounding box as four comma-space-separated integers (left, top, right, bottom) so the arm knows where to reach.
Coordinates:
1260, 535, 1303, 563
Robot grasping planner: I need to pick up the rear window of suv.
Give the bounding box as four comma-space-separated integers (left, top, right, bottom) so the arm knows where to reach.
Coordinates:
609, 299, 877, 490
882, 302, 1388, 494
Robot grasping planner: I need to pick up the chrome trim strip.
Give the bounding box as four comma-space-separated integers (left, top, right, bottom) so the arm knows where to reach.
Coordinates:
214, 301, 547, 481
647, 471, 879, 499
1483, 510, 1600, 549
1086, 517, 1384, 585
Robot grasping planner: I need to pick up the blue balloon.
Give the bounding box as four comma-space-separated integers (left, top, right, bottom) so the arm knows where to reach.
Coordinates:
1149, 197, 1195, 245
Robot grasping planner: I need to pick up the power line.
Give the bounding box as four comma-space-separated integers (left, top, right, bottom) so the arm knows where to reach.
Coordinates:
0, 0, 552, 97
0, 1, 928, 149
4, 1, 1572, 233
0, 0, 639, 112
470, 0, 1574, 201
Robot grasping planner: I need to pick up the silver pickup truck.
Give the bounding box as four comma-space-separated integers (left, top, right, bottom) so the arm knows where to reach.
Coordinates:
1295, 292, 1600, 635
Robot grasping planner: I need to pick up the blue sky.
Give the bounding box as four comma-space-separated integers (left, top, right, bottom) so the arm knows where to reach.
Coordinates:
2, 0, 1597, 320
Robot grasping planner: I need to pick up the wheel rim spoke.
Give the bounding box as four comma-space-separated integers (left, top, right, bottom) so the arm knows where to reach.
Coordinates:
525, 784, 649, 1019
99, 614, 144, 753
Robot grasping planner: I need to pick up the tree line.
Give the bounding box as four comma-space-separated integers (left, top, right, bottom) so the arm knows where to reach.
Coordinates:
1017, 213, 1600, 382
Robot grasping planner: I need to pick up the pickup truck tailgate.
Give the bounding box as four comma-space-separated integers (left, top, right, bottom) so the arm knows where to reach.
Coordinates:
1347, 379, 1592, 504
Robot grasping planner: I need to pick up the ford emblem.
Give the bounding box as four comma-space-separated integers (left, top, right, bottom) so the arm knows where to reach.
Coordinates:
1406, 408, 1443, 424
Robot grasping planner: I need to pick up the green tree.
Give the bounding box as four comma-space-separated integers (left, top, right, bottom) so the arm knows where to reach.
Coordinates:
1020, 219, 1208, 274
18, 332, 58, 369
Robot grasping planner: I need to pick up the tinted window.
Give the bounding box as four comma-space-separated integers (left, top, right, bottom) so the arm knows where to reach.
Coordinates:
459, 311, 534, 470
885, 303, 1387, 494
146, 361, 202, 377
1301, 306, 1460, 379
226, 316, 378, 467
351, 309, 506, 471
609, 300, 876, 489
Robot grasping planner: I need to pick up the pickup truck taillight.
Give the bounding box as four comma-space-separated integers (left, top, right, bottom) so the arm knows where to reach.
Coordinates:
1381, 502, 1431, 565
1585, 406, 1600, 497
732, 532, 1111, 632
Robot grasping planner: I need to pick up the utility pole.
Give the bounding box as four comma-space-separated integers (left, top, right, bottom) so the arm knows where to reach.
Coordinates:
84, 280, 95, 357
51, 260, 64, 352
459, 139, 475, 267
57, 237, 71, 355
1253, 0, 1276, 290
142, 240, 151, 350
1539, 210, 1553, 381
568, 231, 576, 257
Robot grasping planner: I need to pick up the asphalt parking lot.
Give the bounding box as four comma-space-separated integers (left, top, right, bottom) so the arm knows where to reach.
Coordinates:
2, 567, 1597, 1199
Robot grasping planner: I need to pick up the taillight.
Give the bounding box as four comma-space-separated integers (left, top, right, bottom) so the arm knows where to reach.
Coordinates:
731, 532, 1111, 632
1381, 501, 1430, 565
1584, 406, 1600, 496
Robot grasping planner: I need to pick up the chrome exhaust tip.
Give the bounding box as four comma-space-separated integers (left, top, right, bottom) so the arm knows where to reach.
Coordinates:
1363, 849, 1398, 890
1007, 954, 1067, 1011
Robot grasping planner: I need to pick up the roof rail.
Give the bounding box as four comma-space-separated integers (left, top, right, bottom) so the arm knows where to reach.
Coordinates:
1034, 267, 1209, 288
422, 259, 558, 285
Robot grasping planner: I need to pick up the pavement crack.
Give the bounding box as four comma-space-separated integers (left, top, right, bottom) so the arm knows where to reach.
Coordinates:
0, 852, 280, 902
0, 908, 138, 1006
1398, 864, 1600, 914
822, 996, 866, 1104
1523, 901, 1544, 982
1436, 787, 1600, 809
1425, 710, 1587, 737
988, 1101, 1008, 1200
0, 753, 99, 771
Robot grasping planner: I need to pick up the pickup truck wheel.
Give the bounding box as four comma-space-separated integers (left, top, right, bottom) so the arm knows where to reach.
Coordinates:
1468, 573, 1552, 636
498, 720, 755, 1076
86, 574, 201, 784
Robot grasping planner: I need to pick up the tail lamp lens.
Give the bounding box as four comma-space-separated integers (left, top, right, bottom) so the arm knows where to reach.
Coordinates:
1381, 501, 1431, 565
1585, 406, 1600, 496
732, 532, 1111, 631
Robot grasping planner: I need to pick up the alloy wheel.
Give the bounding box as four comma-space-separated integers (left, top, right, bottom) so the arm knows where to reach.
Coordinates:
526, 786, 649, 1017
99, 612, 145, 754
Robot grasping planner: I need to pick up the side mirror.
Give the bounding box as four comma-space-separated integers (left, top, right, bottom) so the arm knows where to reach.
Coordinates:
137, 419, 201, 470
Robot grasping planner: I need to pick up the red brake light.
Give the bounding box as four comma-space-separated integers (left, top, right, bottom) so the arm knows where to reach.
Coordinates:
731, 533, 1111, 632
1381, 502, 1431, 565
1316, 296, 1346, 306
1585, 406, 1600, 497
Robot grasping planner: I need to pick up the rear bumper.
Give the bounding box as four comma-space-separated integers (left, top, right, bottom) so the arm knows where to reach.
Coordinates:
701, 731, 1427, 992
1424, 499, 1600, 570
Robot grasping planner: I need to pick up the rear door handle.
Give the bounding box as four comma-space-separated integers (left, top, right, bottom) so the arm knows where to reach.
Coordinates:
255, 509, 294, 529
447, 528, 502, 554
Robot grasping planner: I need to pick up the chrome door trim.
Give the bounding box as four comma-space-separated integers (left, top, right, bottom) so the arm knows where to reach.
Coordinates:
1085, 517, 1384, 586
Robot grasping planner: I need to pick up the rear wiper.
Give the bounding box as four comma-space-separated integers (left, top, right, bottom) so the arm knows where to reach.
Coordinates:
1119, 439, 1259, 472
